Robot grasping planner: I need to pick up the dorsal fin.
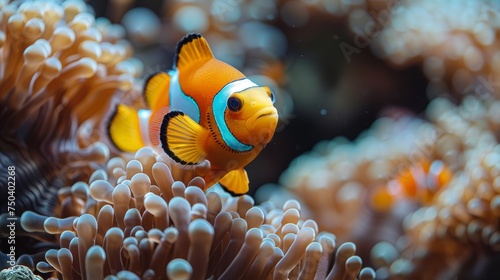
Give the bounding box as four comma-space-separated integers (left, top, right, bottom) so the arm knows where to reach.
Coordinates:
144, 72, 170, 112
174, 33, 214, 70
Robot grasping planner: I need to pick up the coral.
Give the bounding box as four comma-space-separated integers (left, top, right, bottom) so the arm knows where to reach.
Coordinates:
0, 1, 142, 217
275, 93, 500, 279
370, 96, 500, 279
285, 0, 500, 100
263, 115, 437, 263
369, 0, 500, 99
0, 0, 143, 273
276, 114, 437, 240
18, 147, 375, 279
0, 0, 141, 215
0, 265, 43, 280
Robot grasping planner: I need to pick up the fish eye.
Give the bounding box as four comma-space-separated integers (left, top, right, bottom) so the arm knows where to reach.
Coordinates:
264, 86, 276, 104
269, 89, 276, 104
227, 96, 242, 112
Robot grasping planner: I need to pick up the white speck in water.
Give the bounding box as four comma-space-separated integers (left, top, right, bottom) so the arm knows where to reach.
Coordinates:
320, 109, 327, 115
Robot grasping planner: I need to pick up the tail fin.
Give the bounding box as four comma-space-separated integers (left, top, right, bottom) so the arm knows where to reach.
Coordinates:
107, 104, 147, 152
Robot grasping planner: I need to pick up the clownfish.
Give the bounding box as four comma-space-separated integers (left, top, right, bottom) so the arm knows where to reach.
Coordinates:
107, 33, 278, 195
371, 160, 452, 211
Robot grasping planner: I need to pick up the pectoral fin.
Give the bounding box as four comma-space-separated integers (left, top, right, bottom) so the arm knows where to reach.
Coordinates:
219, 168, 249, 195
159, 110, 208, 165
107, 104, 147, 152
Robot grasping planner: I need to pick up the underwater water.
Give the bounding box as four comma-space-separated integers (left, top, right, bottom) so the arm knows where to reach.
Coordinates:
1, 0, 500, 279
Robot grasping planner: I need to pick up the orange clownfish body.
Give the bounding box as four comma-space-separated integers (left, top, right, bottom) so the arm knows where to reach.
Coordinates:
108, 34, 279, 195
371, 160, 452, 211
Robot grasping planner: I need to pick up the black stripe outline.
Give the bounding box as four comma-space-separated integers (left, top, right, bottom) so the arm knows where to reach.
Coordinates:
160, 110, 198, 165
106, 104, 124, 152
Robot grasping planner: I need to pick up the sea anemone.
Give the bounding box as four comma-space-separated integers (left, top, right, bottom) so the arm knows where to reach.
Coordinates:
370, 0, 500, 100
287, 0, 500, 101
275, 114, 437, 240
370, 96, 500, 279
0, 0, 143, 272
0, 0, 142, 216
17, 147, 375, 279
274, 93, 500, 279
0, 265, 42, 280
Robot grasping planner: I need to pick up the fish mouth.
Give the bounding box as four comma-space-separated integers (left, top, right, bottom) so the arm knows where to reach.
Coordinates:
245, 107, 279, 145
257, 111, 277, 119
247, 107, 278, 127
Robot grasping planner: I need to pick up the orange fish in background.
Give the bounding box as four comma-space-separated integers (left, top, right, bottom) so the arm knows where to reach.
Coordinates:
371, 160, 453, 211
108, 33, 279, 195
